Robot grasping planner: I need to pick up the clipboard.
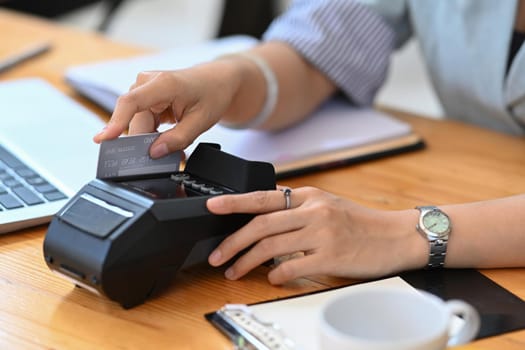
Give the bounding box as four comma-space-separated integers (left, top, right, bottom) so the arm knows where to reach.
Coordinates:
208, 304, 298, 350
205, 270, 525, 350
205, 277, 415, 350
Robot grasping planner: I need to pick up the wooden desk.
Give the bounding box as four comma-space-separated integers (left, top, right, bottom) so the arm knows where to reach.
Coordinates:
1, 9, 524, 349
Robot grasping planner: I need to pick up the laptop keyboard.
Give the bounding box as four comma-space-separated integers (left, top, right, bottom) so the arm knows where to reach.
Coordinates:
0, 145, 67, 211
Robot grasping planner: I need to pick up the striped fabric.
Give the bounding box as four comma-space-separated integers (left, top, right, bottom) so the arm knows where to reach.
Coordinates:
263, 0, 396, 106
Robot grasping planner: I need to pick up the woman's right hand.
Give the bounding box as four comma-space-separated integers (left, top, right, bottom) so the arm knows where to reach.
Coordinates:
93, 59, 244, 158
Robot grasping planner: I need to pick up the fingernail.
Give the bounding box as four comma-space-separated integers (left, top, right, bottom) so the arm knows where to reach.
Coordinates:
206, 196, 223, 210
225, 267, 235, 280
94, 126, 107, 138
209, 249, 221, 265
150, 143, 168, 158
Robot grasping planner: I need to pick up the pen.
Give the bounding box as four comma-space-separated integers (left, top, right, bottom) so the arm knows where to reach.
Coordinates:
0, 42, 52, 73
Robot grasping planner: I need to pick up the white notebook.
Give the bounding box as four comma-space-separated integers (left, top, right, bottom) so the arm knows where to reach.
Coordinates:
65, 36, 424, 177
184, 100, 423, 178
65, 35, 258, 112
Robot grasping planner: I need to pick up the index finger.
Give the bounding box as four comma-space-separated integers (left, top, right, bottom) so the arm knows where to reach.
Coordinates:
93, 75, 177, 143
207, 189, 299, 215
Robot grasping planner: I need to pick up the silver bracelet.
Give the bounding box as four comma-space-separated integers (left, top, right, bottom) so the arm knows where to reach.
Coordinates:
219, 52, 279, 129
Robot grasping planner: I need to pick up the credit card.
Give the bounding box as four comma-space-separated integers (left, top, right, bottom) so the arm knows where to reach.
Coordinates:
97, 133, 182, 179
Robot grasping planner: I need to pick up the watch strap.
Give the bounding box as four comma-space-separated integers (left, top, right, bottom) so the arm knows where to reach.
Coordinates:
416, 205, 436, 212
428, 238, 447, 268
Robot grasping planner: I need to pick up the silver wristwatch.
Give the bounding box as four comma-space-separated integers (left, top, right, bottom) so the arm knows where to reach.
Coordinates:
416, 206, 451, 269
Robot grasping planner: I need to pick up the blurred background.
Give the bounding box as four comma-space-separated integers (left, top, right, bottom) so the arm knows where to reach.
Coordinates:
1, 0, 443, 119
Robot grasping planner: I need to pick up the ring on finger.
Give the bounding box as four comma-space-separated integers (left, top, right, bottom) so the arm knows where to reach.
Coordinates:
281, 188, 292, 210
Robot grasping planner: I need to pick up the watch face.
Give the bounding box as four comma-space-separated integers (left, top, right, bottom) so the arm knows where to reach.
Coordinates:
422, 210, 450, 235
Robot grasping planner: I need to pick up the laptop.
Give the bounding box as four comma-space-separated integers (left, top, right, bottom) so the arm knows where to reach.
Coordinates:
0, 78, 106, 234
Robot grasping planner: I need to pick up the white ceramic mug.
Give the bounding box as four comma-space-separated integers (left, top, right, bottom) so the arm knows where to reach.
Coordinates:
319, 286, 480, 350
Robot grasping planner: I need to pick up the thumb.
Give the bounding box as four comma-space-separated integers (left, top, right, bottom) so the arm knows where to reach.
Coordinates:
94, 74, 180, 143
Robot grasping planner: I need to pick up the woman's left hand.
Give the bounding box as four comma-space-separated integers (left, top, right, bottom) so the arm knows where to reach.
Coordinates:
207, 186, 426, 285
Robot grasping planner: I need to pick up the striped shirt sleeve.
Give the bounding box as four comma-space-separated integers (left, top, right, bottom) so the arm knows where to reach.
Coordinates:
263, 0, 397, 106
